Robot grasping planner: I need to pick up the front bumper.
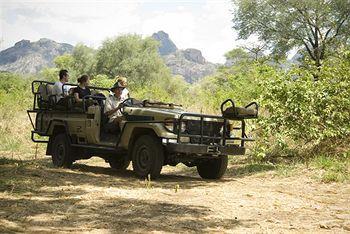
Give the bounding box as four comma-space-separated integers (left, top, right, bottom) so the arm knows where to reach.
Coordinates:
166, 143, 245, 156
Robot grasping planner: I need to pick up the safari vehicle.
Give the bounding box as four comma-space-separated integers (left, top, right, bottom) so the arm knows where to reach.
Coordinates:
27, 80, 258, 179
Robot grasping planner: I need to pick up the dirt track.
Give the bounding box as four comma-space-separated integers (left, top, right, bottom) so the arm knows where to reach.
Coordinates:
1, 156, 349, 233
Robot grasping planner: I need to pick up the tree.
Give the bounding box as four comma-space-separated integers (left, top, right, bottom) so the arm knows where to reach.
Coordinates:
225, 45, 269, 66
71, 43, 97, 77
96, 34, 171, 87
233, 0, 350, 67
54, 54, 73, 70
242, 43, 268, 62
53, 54, 77, 81
224, 48, 251, 65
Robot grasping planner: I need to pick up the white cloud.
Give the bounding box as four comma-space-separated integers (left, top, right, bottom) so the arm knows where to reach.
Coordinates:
0, 0, 241, 63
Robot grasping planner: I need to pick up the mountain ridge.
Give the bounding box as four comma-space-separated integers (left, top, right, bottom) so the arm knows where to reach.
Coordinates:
0, 38, 73, 73
0, 32, 217, 82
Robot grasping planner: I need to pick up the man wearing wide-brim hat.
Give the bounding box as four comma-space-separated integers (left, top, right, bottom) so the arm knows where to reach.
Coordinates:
104, 81, 126, 131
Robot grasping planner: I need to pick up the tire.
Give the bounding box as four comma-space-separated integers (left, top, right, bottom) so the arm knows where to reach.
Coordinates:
131, 135, 164, 179
51, 133, 74, 168
197, 155, 228, 179
108, 156, 130, 170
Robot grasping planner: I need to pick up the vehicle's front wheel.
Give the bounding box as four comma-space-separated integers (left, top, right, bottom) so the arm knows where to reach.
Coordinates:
197, 155, 228, 179
51, 133, 74, 168
131, 135, 164, 179
108, 155, 130, 170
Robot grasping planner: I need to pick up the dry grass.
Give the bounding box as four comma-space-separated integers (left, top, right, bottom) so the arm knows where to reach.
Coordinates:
0, 111, 42, 154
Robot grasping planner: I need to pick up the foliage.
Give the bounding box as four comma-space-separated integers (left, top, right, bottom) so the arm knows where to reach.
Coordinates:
54, 53, 74, 70
40, 67, 59, 82
50, 45, 97, 82
0, 72, 35, 152
71, 43, 97, 77
233, 0, 350, 66
255, 49, 350, 158
190, 61, 261, 113
89, 74, 114, 88
0, 72, 32, 110
224, 48, 251, 65
96, 34, 171, 88
311, 153, 349, 183
194, 47, 349, 161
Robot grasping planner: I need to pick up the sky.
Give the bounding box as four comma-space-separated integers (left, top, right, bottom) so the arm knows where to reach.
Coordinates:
0, 0, 246, 63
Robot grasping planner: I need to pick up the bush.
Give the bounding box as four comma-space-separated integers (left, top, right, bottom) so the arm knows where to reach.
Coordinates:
0, 72, 32, 110
255, 50, 350, 159
0, 72, 35, 152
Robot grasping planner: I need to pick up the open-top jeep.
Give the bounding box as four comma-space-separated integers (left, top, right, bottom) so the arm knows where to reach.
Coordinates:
27, 80, 258, 179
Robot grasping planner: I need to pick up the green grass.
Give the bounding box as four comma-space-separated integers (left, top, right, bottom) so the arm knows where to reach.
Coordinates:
310, 153, 349, 183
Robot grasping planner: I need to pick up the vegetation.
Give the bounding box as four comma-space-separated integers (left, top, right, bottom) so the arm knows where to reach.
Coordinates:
311, 153, 349, 183
233, 0, 350, 67
0, 73, 35, 153
256, 50, 350, 158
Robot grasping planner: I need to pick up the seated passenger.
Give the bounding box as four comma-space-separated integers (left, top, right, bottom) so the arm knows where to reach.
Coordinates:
73, 75, 91, 103
104, 81, 126, 131
116, 76, 130, 101
52, 69, 70, 104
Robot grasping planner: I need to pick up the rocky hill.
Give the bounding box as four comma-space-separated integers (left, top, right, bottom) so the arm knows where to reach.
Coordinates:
152, 31, 217, 83
0, 32, 216, 82
151, 31, 177, 56
0, 38, 73, 73
163, 49, 217, 83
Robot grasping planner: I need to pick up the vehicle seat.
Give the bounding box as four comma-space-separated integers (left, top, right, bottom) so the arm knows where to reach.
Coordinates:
222, 106, 258, 119
221, 99, 258, 120
37, 83, 54, 109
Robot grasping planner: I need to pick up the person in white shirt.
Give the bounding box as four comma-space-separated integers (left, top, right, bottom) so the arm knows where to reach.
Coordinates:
116, 76, 130, 101
52, 69, 69, 103
104, 81, 126, 131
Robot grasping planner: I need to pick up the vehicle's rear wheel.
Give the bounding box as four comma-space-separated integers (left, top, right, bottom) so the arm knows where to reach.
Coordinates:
131, 135, 164, 179
108, 155, 130, 170
197, 155, 228, 179
51, 133, 74, 168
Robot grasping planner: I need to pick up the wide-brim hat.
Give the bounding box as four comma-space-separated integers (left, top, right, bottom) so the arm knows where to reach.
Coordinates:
110, 81, 126, 91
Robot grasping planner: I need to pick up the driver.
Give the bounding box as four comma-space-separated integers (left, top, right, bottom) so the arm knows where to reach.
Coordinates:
104, 81, 126, 131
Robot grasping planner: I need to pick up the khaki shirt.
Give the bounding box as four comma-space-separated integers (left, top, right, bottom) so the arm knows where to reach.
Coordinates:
104, 95, 123, 122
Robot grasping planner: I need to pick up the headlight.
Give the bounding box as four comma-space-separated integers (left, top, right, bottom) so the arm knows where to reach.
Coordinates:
164, 118, 186, 133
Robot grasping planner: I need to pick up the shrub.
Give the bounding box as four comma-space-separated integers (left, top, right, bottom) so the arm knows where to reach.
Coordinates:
255, 50, 350, 159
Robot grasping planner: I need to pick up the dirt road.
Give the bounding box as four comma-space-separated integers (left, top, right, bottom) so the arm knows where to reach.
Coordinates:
1, 156, 349, 233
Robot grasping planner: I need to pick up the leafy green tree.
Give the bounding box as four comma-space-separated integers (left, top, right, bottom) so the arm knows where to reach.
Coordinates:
224, 48, 251, 65
0, 72, 32, 110
71, 43, 97, 77
53, 54, 78, 81
96, 34, 171, 87
89, 74, 113, 88
54, 54, 74, 70
233, 0, 350, 67
40, 67, 59, 82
